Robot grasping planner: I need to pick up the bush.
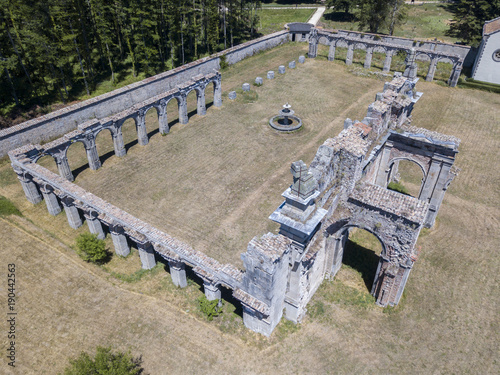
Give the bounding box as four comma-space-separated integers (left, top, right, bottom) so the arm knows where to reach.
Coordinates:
197, 295, 222, 321
62, 346, 143, 375
0, 196, 22, 217
387, 181, 409, 195
75, 233, 109, 263
219, 55, 228, 70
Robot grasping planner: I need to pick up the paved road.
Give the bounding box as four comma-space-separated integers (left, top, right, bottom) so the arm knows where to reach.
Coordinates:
308, 6, 326, 26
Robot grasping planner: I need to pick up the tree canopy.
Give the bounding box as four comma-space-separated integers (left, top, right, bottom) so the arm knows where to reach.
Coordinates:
448, 0, 500, 45
0, 0, 261, 120
62, 346, 143, 375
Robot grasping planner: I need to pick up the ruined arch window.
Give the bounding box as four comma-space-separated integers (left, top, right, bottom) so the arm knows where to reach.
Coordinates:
493, 49, 500, 62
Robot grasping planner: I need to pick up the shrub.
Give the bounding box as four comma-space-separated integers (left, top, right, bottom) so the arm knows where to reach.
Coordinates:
197, 295, 222, 321
75, 233, 109, 263
219, 55, 228, 70
387, 181, 409, 195
0, 196, 22, 217
62, 346, 143, 375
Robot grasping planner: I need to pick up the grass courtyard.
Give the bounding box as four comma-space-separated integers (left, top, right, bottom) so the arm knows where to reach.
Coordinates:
0, 41, 499, 374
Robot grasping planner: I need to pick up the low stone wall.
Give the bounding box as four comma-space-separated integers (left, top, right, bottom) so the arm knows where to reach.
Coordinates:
0, 30, 289, 158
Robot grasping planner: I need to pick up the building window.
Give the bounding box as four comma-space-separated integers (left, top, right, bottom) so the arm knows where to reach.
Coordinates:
493, 49, 500, 62
302, 33, 306, 40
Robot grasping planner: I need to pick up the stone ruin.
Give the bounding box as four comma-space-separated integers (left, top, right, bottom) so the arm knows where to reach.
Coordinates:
9, 61, 459, 337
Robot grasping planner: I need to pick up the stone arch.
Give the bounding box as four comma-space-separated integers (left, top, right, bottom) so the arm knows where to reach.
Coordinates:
143, 105, 161, 138
165, 94, 184, 128
185, 87, 202, 119
93, 127, 115, 166
116, 115, 140, 151
63, 139, 88, 179
35, 154, 58, 174
387, 157, 427, 198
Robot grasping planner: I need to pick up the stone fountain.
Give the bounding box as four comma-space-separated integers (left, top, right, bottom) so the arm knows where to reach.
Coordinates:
269, 103, 302, 131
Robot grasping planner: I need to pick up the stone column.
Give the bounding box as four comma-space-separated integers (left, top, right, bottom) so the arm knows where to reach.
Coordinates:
448, 62, 462, 87
196, 89, 207, 116
213, 82, 222, 107
308, 39, 317, 58
364, 47, 373, 69
138, 242, 156, 270
375, 143, 393, 187
84, 137, 101, 170
169, 260, 187, 288
84, 212, 105, 240
40, 185, 61, 216
178, 95, 189, 124
110, 227, 130, 257
136, 110, 149, 146
16, 171, 42, 204
383, 50, 393, 72
158, 100, 169, 135
62, 201, 83, 229
203, 280, 221, 304
112, 126, 126, 157
426, 57, 438, 82
328, 43, 336, 61
55, 154, 74, 182
346, 44, 354, 65
331, 231, 348, 277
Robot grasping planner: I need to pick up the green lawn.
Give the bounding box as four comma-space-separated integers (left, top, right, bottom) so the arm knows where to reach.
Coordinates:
320, 3, 458, 43
257, 8, 315, 35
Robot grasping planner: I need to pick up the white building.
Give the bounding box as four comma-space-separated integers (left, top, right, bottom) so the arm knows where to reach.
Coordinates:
472, 17, 500, 85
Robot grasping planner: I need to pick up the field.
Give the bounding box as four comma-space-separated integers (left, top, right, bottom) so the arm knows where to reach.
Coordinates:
320, 3, 459, 43
0, 41, 499, 374
257, 8, 315, 35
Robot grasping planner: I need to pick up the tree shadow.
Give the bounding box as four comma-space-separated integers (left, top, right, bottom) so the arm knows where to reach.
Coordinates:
323, 11, 357, 23
342, 239, 379, 291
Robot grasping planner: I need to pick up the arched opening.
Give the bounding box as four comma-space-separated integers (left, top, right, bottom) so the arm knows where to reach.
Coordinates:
338, 227, 384, 293
65, 141, 88, 180
371, 47, 387, 71
415, 53, 431, 80
166, 97, 181, 130
333, 41, 348, 63
205, 82, 215, 110
387, 159, 425, 198
391, 49, 408, 72
36, 154, 59, 174
94, 128, 115, 166
144, 106, 160, 139
186, 89, 199, 121
120, 117, 138, 152
434, 57, 454, 83
352, 45, 366, 67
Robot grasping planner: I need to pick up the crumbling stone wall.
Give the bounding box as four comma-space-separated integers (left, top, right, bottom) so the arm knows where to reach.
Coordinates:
10, 60, 459, 337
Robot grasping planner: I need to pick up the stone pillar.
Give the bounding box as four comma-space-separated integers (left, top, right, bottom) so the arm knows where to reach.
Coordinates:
138, 242, 156, 270
178, 95, 189, 124
383, 51, 393, 72
403, 49, 418, 80
328, 43, 336, 61
84, 137, 101, 170
425, 162, 453, 227
136, 110, 149, 146
169, 260, 187, 288
203, 280, 221, 303
112, 126, 127, 157
40, 186, 61, 216
55, 154, 74, 182
196, 90, 206, 116
426, 57, 438, 82
346, 44, 354, 65
448, 62, 462, 87
331, 231, 348, 277
110, 227, 130, 257
213, 82, 222, 107
84, 212, 105, 240
158, 100, 169, 135
62, 201, 83, 229
308, 39, 317, 58
375, 143, 393, 187
16, 171, 42, 204
364, 47, 373, 69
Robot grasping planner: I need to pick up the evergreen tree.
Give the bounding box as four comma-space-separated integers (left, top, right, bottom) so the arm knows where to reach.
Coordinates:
448, 0, 500, 45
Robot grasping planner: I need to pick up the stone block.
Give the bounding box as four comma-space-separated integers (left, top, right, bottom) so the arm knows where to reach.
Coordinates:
298, 55, 306, 64
289, 61, 296, 69
228, 91, 237, 100
255, 77, 263, 85
242, 83, 251, 92
267, 71, 275, 79
278, 65, 286, 74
